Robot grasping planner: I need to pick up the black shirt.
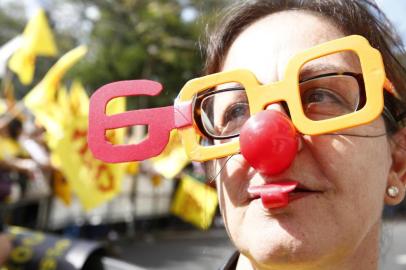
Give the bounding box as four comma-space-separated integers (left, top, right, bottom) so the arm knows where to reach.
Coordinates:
218, 251, 239, 270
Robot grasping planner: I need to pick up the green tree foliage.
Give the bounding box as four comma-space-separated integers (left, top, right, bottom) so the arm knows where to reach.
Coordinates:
0, 0, 228, 104
67, 0, 227, 108
0, 4, 24, 45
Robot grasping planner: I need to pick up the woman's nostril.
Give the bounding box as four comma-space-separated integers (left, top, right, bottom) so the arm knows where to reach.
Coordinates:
265, 103, 284, 112
264, 102, 291, 118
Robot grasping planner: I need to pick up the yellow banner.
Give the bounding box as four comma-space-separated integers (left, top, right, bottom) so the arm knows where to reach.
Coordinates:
171, 174, 218, 230
151, 130, 190, 179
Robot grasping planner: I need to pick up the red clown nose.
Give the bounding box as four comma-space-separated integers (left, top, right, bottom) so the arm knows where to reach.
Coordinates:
240, 110, 298, 176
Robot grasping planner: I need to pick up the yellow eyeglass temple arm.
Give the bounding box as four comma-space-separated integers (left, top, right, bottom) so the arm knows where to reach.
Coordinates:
384, 78, 400, 99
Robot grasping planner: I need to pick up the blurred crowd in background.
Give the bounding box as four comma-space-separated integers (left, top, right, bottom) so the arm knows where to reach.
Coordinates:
0, 2, 226, 267
0, 0, 229, 235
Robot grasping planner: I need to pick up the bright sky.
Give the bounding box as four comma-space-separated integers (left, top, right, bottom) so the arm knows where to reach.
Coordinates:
0, 0, 405, 46
376, 0, 406, 46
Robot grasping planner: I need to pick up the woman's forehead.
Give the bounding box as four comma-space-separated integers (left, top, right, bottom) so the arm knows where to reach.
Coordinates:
221, 10, 356, 83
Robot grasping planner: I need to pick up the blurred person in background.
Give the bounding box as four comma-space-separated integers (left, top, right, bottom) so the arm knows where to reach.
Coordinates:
0, 233, 11, 265
0, 117, 31, 198
0, 112, 17, 265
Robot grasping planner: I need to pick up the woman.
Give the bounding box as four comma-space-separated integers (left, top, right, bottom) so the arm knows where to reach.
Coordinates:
195, 1, 406, 269
87, 0, 406, 268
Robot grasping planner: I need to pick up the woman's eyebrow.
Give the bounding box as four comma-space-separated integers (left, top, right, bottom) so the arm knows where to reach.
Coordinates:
215, 82, 244, 90
299, 63, 349, 81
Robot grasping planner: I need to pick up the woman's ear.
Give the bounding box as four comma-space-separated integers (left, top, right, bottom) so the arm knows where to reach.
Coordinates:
385, 127, 406, 205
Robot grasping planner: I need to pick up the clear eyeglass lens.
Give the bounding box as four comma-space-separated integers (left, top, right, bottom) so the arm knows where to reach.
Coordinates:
300, 75, 362, 121
200, 88, 249, 139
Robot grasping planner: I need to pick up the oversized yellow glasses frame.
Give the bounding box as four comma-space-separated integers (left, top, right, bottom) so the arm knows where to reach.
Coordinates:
176, 35, 396, 162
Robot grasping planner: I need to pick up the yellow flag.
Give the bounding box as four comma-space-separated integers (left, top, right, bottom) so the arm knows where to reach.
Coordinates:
8, 9, 58, 85
49, 81, 127, 210
105, 96, 126, 142
23, 46, 87, 150
24, 45, 87, 113
171, 174, 218, 230
151, 174, 163, 187
0, 136, 21, 161
53, 170, 71, 205
126, 162, 139, 175
151, 130, 190, 179
69, 80, 90, 118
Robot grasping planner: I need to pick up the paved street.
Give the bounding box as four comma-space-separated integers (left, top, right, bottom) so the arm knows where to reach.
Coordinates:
381, 220, 406, 270
115, 228, 234, 270
112, 220, 406, 270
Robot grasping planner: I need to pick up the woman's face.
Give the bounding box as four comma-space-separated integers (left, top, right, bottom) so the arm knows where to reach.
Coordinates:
214, 11, 394, 268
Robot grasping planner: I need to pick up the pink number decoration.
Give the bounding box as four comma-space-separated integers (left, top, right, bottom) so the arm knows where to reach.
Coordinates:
88, 80, 192, 163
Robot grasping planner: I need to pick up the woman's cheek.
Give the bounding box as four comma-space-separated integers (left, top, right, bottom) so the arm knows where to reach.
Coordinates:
307, 134, 389, 221
218, 156, 251, 200
216, 155, 253, 241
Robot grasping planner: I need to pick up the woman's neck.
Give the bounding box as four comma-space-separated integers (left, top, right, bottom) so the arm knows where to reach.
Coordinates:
236, 221, 381, 270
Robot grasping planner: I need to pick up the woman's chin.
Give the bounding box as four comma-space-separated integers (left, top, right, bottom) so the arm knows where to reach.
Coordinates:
236, 201, 332, 267
242, 237, 318, 269
241, 233, 327, 269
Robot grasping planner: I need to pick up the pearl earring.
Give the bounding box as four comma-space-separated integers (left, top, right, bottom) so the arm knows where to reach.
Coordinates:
387, 186, 400, 198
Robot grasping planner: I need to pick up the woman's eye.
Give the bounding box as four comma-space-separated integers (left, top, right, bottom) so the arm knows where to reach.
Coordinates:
301, 87, 355, 118
302, 88, 344, 105
223, 102, 249, 125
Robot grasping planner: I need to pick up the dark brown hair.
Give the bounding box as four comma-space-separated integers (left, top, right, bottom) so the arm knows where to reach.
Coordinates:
202, 0, 406, 132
